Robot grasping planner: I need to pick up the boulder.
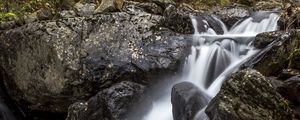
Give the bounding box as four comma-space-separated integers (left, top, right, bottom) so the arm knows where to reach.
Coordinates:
209, 4, 250, 28
266, 77, 284, 89
162, 5, 225, 34
278, 75, 300, 105
36, 8, 53, 20
171, 82, 210, 120
59, 10, 77, 18
66, 81, 152, 120
206, 69, 293, 120
278, 69, 300, 80
253, 30, 285, 49
74, 3, 97, 17
0, 11, 190, 113
94, 0, 124, 13
122, 1, 164, 15
246, 30, 300, 76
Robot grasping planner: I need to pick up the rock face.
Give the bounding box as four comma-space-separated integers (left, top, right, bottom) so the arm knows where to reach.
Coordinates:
248, 30, 300, 76
278, 75, 300, 105
209, 5, 250, 28
0, 11, 191, 113
171, 82, 210, 120
66, 81, 152, 120
205, 69, 293, 120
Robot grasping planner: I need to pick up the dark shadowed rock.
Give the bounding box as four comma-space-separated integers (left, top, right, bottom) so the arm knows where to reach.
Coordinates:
66, 81, 152, 120
278, 69, 300, 80
0, 11, 190, 114
246, 30, 300, 76
253, 30, 285, 49
210, 4, 250, 28
171, 82, 210, 120
266, 77, 284, 89
278, 75, 300, 105
162, 5, 225, 34
206, 69, 293, 120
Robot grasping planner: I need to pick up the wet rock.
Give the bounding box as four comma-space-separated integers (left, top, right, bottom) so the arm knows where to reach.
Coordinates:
171, 82, 210, 120
266, 77, 284, 89
278, 69, 300, 80
0, 11, 190, 114
94, 0, 124, 13
248, 30, 299, 76
278, 75, 300, 105
74, 2, 96, 17
122, 1, 164, 15
162, 5, 194, 34
66, 81, 152, 120
162, 5, 224, 34
253, 30, 284, 49
206, 69, 293, 120
210, 4, 250, 28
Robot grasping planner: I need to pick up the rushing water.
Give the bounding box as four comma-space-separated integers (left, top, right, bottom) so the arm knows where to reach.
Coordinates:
143, 11, 280, 120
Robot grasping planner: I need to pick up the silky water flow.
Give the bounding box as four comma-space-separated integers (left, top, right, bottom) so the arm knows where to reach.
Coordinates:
142, 11, 280, 120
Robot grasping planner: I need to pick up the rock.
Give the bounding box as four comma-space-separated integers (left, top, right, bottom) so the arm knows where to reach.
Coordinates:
36, 8, 52, 20
206, 69, 293, 120
254, 0, 285, 11
266, 77, 284, 89
171, 82, 210, 120
210, 4, 250, 28
122, 1, 164, 15
74, 3, 96, 16
59, 10, 77, 18
0, 11, 190, 114
24, 12, 38, 24
162, 5, 224, 34
66, 81, 152, 120
0, 21, 18, 30
278, 75, 300, 105
278, 69, 300, 80
161, 5, 194, 34
152, 0, 175, 9
253, 30, 284, 49
94, 0, 124, 13
247, 30, 299, 76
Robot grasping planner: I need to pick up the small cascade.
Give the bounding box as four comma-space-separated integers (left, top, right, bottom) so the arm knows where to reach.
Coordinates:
143, 11, 280, 120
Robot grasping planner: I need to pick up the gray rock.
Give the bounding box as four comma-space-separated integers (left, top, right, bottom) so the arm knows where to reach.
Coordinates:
66, 81, 152, 120
210, 4, 250, 28
59, 10, 77, 18
171, 82, 210, 120
122, 1, 164, 15
36, 8, 52, 20
278, 75, 300, 105
253, 30, 285, 49
94, 0, 124, 13
0, 11, 190, 113
206, 69, 293, 120
74, 3, 96, 17
245, 30, 299, 76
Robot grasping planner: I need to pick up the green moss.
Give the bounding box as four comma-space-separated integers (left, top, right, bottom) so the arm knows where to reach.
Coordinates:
0, 12, 17, 21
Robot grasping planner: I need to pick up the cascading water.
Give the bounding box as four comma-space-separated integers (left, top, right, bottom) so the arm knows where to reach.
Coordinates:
143, 11, 280, 120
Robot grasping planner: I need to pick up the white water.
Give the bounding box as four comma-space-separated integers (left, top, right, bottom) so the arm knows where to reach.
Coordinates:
143, 12, 280, 120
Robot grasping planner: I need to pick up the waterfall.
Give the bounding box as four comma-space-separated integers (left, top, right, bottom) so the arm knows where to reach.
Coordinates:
142, 11, 280, 120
